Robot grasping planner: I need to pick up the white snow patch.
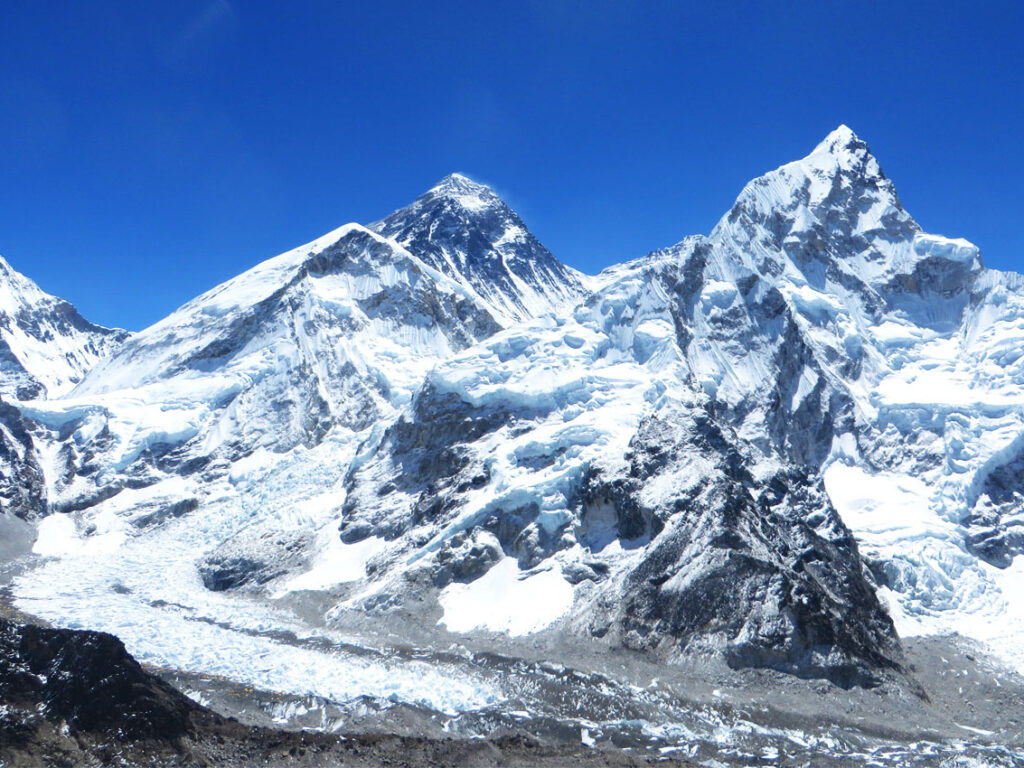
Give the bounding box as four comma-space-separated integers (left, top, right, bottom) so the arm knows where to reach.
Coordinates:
33, 512, 126, 558
275, 534, 387, 596
438, 558, 574, 636
913, 233, 980, 264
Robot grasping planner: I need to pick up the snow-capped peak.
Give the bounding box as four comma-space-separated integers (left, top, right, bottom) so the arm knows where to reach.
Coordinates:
810, 123, 862, 156
424, 173, 499, 212
801, 123, 889, 191
371, 174, 591, 324
734, 124, 897, 216
707, 124, 925, 290
0, 253, 128, 400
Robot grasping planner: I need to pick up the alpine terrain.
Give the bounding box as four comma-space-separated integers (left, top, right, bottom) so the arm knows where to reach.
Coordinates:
2, 127, 1024, 766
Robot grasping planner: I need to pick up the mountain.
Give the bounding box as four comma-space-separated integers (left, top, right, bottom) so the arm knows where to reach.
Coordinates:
0, 255, 128, 400
5, 129, 1024, 765
24, 223, 503, 519
371, 173, 591, 323
0, 255, 126, 519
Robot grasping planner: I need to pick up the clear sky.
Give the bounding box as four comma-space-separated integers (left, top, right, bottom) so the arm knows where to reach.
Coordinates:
2, 1, 1022, 330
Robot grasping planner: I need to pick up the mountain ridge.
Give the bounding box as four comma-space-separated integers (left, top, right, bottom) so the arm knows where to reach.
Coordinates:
2, 126, 1024, 764
0, 254, 129, 401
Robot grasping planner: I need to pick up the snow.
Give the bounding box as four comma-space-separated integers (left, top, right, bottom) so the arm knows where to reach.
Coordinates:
33, 510, 127, 558
822, 465, 943, 548
11, 124, 1024, 725
438, 557, 574, 635
913, 233, 980, 264
68, 223, 480, 407
791, 366, 820, 410
274, 533, 387, 596
824, 459, 1024, 672
428, 173, 492, 213
0, 254, 126, 398
700, 280, 738, 310
32, 514, 81, 557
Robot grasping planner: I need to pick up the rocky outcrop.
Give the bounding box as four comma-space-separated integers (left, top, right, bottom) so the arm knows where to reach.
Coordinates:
0, 617, 200, 742
0, 397, 47, 519
583, 408, 902, 687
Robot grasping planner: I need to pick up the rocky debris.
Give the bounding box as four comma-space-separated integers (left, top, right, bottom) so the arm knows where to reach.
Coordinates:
0, 616, 697, 767
198, 529, 314, 592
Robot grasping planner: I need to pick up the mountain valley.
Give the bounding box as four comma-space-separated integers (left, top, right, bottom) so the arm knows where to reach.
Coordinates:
2, 127, 1024, 766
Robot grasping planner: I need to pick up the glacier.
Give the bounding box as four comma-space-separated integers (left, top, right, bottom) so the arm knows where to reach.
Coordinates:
3, 124, 1024, 764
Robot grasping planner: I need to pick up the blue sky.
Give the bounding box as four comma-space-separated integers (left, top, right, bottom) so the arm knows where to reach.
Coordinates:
2, 1, 1022, 330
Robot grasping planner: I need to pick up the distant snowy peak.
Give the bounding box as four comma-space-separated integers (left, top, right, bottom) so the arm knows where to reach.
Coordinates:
423, 172, 502, 212
370, 173, 591, 324
0, 255, 128, 400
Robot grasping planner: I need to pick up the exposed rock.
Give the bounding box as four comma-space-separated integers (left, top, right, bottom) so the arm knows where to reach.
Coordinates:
0, 617, 198, 740
199, 529, 314, 592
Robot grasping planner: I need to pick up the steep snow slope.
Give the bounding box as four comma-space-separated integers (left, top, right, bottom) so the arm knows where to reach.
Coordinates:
22, 223, 500, 516
371, 174, 591, 323
0, 255, 127, 400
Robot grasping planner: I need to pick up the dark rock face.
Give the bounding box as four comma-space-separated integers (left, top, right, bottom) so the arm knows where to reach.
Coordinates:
432, 529, 504, 587
198, 529, 314, 591
0, 617, 199, 741
0, 397, 47, 519
582, 408, 902, 688
131, 497, 200, 528
371, 174, 588, 322
340, 385, 528, 545
199, 556, 273, 591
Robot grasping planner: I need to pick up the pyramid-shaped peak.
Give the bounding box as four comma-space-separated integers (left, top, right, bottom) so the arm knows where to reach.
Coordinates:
783, 124, 894, 195
425, 173, 503, 212
819, 123, 859, 145
807, 124, 874, 162
434, 171, 483, 188
370, 174, 588, 324
711, 121, 914, 253
430, 172, 493, 194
